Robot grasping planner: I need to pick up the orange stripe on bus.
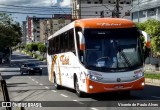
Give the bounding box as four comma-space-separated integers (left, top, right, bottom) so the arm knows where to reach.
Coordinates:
86, 77, 144, 93
75, 18, 135, 29
80, 44, 85, 50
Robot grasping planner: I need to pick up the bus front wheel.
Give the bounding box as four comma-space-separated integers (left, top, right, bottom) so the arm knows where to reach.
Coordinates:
75, 78, 84, 97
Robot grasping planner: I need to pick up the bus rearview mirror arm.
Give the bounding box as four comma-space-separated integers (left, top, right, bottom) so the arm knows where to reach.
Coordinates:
78, 32, 85, 50
139, 30, 150, 48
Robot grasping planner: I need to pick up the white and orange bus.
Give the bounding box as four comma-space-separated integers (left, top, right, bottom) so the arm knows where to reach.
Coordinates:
47, 18, 150, 97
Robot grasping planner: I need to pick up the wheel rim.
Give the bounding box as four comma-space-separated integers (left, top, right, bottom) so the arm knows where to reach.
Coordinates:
76, 81, 80, 94
54, 77, 57, 87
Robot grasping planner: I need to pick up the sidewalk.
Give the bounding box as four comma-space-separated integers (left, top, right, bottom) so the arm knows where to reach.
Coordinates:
145, 78, 160, 86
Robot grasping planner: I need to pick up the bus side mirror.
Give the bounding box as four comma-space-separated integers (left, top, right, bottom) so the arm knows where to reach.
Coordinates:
78, 32, 85, 50
140, 30, 150, 48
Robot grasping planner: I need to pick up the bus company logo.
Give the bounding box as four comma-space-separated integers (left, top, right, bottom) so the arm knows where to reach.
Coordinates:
53, 55, 58, 63
97, 23, 122, 26
60, 55, 70, 65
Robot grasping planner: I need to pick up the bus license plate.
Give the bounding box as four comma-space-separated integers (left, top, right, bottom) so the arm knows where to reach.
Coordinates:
114, 85, 124, 89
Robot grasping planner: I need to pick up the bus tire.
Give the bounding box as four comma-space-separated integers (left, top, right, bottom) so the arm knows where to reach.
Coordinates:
54, 75, 60, 89
75, 77, 84, 97
121, 90, 130, 96
21, 71, 23, 75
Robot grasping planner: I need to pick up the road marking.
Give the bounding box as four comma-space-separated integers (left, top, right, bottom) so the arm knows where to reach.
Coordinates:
60, 94, 68, 98
90, 108, 99, 110
35, 81, 39, 84
39, 83, 43, 86
151, 96, 160, 99
51, 90, 57, 92
32, 79, 35, 81
45, 86, 49, 89
73, 100, 84, 104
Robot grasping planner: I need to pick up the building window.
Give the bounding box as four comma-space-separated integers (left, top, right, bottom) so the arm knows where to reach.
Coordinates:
148, 8, 156, 16
120, 2, 124, 4
126, 2, 130, 4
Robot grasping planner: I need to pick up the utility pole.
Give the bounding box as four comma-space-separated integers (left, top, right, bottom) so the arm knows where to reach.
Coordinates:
115, 0, 119, 18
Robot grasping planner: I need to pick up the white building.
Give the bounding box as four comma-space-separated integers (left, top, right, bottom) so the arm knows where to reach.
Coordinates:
72, 0, 132, 20
40, 14, 71, 44
26, 16, 51, 44
132, 0, 160, 22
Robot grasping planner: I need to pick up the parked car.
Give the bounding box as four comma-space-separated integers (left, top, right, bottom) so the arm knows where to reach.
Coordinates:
20, 63, 42, 75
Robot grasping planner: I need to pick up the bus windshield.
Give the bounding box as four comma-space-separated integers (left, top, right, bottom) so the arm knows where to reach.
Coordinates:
84, 28, 142, 72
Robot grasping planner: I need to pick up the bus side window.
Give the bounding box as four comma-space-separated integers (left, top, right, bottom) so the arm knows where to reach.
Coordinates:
64, 32, 69, 52
68, 29, 75, 53
52, 38, 56, 54
55, 37, 59, 53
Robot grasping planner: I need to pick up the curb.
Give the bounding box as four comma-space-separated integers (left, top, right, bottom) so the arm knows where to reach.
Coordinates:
145, 78, 160, 86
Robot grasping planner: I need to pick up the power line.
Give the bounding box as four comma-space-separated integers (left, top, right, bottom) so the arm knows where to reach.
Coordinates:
0, 4, 71, 10
0, 7, 71, 12
0, 10, 64, 15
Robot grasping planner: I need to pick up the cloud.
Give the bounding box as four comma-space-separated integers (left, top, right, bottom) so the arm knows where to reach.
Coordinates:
0, 0, 55, 6
59, 0, 71, 7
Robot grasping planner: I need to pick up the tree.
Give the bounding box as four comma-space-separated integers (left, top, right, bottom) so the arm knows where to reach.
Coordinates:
136, 19, 160, 56
38, 43, 46, 57
0, 13, 22, 49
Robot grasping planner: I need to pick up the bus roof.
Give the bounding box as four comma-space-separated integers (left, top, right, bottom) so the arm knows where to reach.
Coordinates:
74, 18, 135, 29
48, 18, 135, 40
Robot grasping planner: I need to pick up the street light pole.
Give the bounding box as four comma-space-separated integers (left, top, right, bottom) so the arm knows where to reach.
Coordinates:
116, 0, 119, 18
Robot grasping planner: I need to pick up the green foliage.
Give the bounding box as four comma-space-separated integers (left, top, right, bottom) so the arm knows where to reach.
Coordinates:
151, 36, 160, 54
25, 44, 32, 52
37, 56, 45, 61
0, 13, 22, 48
38, 43, 46, 54
25, 43, 38, 52
136, 19, 160, 56
31, 43, 38, 51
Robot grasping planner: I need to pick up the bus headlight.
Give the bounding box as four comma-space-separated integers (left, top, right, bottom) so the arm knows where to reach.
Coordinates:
88, 75, 103, 81
135, 72, 144, 78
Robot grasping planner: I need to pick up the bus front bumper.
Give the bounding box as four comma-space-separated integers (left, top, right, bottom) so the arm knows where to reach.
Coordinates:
86, 77, 145, 93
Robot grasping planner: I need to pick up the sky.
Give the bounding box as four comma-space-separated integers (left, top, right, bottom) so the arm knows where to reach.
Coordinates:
0, 0, 71, 23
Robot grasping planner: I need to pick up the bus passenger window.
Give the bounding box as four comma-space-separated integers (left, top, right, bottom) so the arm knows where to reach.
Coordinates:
68, 29, 75, 53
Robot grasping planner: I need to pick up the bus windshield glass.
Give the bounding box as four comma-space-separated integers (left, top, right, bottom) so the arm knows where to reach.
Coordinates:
84, 28, 142, 72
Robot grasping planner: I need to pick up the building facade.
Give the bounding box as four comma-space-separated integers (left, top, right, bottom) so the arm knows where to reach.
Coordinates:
132, 0, 160, 22
39, 14, 71, 44
72, 0, 132, 19
26, 16, 51, 44
22, 21, 27, 45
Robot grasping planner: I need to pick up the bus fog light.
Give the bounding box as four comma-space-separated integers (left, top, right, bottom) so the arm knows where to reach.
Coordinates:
141, 82, 144, 86
89, 85, 93, 89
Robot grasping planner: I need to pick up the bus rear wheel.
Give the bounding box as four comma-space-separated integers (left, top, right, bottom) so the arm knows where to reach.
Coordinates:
75, 78, 84, 97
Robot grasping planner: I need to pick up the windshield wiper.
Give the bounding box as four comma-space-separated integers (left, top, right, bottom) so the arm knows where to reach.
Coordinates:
119, 50, 132, 67
115, 42, 132, 67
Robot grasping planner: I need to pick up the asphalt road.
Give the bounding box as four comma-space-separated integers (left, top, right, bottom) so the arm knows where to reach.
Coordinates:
0, 51, 160, 110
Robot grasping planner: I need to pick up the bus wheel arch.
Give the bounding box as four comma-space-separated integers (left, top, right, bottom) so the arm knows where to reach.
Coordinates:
53, 72, 61, 89
73, 73, 84, 97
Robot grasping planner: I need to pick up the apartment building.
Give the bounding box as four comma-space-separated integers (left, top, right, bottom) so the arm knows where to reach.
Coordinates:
132, 0, 160, 22
72, 0, 132, 19
22, 21, 27, 45
26, 16, 51, 44
39, 14, 71, 44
